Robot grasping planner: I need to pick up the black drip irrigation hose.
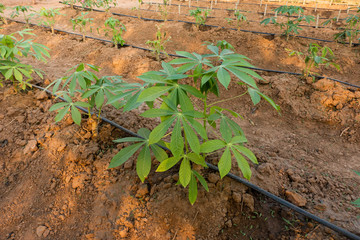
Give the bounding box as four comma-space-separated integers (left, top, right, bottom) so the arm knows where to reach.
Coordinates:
62, 2, 360, 46
183, 0, 360, 12
8, 18, 360, 89
30, 84, 360, 240
9, 18, 360, 89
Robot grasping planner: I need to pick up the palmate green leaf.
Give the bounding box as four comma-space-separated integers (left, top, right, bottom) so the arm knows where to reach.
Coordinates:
218, 147, 232, 179
137, 86, 173, 102
148, 115, 176, 144
141, 108, 175, 118
108, 142, 144, 169
136, 145, 152, 182
150, 144, 168, 162
170, 119, 184, 157
192, 170, 209, 191
232, 144, 258, 164
200, 140, 226, 153
123, 91, 143, 112
185, 116, 208, 140
231, 135, 247, 144
13, 68, 22, 81
182, 118, 200, 154
49, 102, 69, 111
179, 158, 192, 187
352, 198, 360, 207
95, 90, 105, 109
225, 66, 258, 89
113, 137, 144, 143
220, 118, 232, 143
156, 156, 181, 172
179, 84, 204, 98
217, 67, 231, 89
74, 101, 91, 108
188, 173, 198, 205
54, 105, 70, 122
178, 88, 194, 111
71, 105, 82, 125
232, 147, 251, 180
187, 152, 207, 167
248, 87, 261, 105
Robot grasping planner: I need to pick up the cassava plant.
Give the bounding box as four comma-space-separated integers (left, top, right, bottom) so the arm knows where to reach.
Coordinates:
107, 42, 280, 204
48, 63, 127, 134
204, 40, 235, 51
159, 0, 169, 22
189, 8, 211, 29
261, 6, 314, 41
104, 17, 126, 48
62, 0, 77, 9
0, 29, 50, 89
323, 8, 360, 46
37, 8, 62, 34
287, 43, 340, 78
226, 10, 247, 31
71, 12, 93, 42
95, 0, 117, 12
0, 4, 8, 25
11, 6, 34, 27
146, 24, 171, 61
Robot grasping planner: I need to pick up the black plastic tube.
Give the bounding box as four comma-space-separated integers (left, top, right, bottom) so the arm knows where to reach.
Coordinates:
62, 2, 360, 46
9, 18, 360, 89
30, 83, 360, 240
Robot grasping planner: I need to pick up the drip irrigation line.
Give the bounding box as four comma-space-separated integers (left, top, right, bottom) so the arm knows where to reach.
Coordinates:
143, 1, 349, 21
29, 82, 360, 240
9, 18, 360, 89
178, 0, 360, 12
61, 2, 360, 46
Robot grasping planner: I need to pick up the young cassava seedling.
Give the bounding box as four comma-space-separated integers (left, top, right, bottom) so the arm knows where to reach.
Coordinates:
107, 42, 280, 204
104, 17, 126, 48
158, 0, 169, 22
131, 0, 144, 19
189, 8, 211, 29
0, 29, 50, 90
48, 63, 127, 134
71, 12, 93, 42
287, 43, 340, 79
37, 8, 62, 34
11, 6, 34, 27
0, 4, 8, 25
261, 6, 314, 41
226, 10, 247, 31
146, 24, 171, 61
323, 8, 360, 46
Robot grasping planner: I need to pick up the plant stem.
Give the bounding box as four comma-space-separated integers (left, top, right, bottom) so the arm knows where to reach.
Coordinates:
202, 93, 208, 129
208, 91, 248, 107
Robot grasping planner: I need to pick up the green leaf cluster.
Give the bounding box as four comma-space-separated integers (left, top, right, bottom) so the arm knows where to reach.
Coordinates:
261, 6, 314, 41
107, 43, 279, 204
146, 24, 171, 61
104, 17, 127, 48
189, 8, 211, 28
0, 29, 50, 89
71, 12, 93, 41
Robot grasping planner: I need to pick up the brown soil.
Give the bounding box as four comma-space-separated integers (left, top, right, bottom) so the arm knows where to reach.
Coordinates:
0, 0, 360, 240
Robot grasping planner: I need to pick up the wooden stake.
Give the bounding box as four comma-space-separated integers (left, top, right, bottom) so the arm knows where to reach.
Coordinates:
178, 4, 180, 14
336, 9, 341, 21
215, 0, 217, 5
347, 7, 350, 14
264, 4, 267, 16
330, 0, 333, 6
210, 0, 213, 9
260, 0, 263, 7
302, 0, 305, 5
316, 14, 319, 28
286, 0, 288, 6
315, 2, 318, 12
189, 0, 191, 8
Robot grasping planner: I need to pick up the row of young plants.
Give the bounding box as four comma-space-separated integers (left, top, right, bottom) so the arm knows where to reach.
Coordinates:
130, 1, 360, 45
0, 5, 351, 205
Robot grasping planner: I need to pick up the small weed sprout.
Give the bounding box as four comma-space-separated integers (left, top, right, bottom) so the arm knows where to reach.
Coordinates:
62, 0, 77, 9
38, 8, 62, 34
0, 4, 8, 25
104, 17, 126, 48
0, 29, 50, 89
189, 8, 211, 29
146, 24, 171, 61
261, 6, 314, 41
226, 10, 247, 31
11, 6, 34, 27
287, 43, 340, 78
323, 8, 360, 46
71, 12, 93, 41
